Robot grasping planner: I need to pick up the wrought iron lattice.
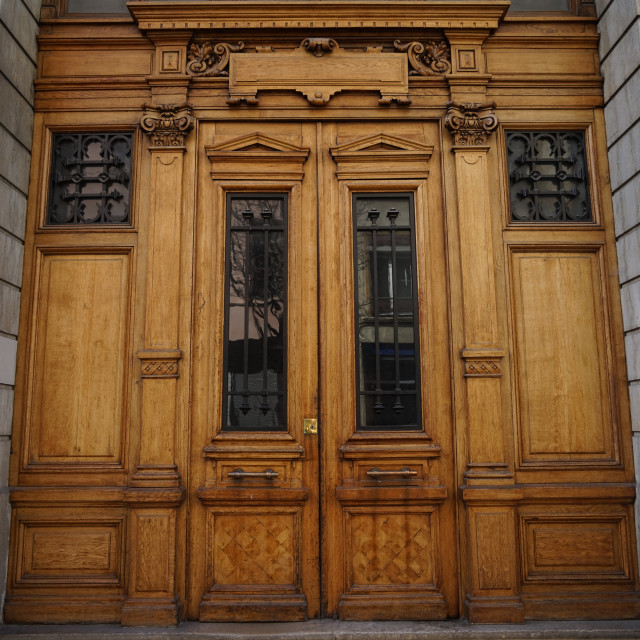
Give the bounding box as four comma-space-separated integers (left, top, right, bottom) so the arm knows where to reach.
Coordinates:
47, 132, 132, 225
353, 194, 421, 430
223, 194, 287, 431
506, 130, 592, 222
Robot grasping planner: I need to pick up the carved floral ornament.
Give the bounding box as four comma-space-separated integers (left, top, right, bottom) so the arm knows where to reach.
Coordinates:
444, 101, 499, 147
186, 41, 244, 77
140, 103, 194, 147
394, 40, 452, 76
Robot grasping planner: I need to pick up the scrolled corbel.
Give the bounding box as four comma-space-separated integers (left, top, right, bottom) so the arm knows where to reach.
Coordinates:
186, 41, 244, 77
394, 40, 452, 76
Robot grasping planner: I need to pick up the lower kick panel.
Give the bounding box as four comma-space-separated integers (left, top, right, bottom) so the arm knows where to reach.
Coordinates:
199, 593, 307, 622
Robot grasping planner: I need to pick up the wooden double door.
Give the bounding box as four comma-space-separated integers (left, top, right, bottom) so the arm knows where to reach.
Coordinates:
188, 120, 457, 621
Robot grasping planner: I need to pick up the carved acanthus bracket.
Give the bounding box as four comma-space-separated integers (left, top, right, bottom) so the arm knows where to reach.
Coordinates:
394, 40, 452, 76
445, 101, 498, 147
186, 41, 244, 77
140, 103, 194, 147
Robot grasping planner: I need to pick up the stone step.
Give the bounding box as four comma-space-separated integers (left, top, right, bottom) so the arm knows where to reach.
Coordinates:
2, 620, 640, 640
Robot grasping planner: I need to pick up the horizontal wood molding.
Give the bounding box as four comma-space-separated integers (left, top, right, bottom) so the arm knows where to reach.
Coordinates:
129, 1, 510, 31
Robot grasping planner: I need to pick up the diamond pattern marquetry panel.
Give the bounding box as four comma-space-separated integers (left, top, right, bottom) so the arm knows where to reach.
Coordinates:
212, 513, 296, 586
349, 511, 435, 586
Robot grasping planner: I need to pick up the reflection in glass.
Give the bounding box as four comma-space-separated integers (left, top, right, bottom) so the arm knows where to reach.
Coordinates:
223, 195, 287, 431
354, 194, 421, 430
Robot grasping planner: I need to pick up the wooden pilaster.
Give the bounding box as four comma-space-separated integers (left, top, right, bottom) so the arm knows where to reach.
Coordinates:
122, 104, 193, 626
445, 100, 524, 623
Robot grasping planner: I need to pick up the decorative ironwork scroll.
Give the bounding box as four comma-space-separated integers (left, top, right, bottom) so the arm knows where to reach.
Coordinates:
140, 103, 194, 147
444, 101, 498, 146
394, 40, 452, 76
186, 41, 244, 77
47, 132, 132, 225
506, 131, 592, 222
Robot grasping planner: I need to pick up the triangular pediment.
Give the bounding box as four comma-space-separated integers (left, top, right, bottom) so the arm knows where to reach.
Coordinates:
206, 133, 310, 180
330, 133, 433, 157
206, 133, 310, 156
330, 133, 433, 178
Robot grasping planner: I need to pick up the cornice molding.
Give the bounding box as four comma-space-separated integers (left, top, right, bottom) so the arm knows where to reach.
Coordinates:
128, 1, 510, 31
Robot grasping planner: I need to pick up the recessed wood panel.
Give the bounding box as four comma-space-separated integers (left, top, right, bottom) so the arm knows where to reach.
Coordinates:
208, 510, 299, 587
17, 520, 124, 586
41, 51, 152, 78
510, 249, 616, 465
521, 515, 632, 584
474, 511, 513, 591
346, 508, 437, 588
486, 50, 597, 77
29, 251, 131, 466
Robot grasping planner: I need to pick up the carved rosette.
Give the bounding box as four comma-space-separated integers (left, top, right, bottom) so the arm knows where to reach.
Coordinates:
140, 103, 194, 147
394, 40, 452, 76
186, 41, 244, 77
445, 101, 498, 147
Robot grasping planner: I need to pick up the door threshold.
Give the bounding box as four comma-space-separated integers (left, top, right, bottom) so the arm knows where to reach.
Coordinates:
2, 619, 640, 640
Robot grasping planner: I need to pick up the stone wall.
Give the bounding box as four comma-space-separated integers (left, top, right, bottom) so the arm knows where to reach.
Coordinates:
596, 0, 640, 556
0, 0, 39, 615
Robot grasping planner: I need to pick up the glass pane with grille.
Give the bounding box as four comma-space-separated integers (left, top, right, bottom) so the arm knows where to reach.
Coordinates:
506, 130, 592, 223
223, 194, 287, 431
47, 132, 132, 225
354, 193, 421, 430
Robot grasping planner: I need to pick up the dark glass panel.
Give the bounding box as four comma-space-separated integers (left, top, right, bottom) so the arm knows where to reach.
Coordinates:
47, 132, 132, 225
66, 0, 128, 13
355, 196, 411, 227
360, 394, 418, 429
507, 130, 592, 223
353, 193, 421, 430
223, 195, 287, 431
508, 0, 570, 11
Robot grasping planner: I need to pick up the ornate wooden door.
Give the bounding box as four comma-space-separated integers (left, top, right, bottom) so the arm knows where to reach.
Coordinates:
188, 119, 456, 621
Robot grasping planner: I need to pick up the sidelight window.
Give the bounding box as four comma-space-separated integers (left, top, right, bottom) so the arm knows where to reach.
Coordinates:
47, 131, 133, 225
506, 130, 592, 223
353, 193, 421, 430
222, 194, 287, 431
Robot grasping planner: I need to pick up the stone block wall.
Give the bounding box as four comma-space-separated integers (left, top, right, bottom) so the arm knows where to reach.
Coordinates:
0, 0, 39, 615
596, 0, 640, 558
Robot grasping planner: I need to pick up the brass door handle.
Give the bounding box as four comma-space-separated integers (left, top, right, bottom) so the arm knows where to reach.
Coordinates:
227, 468, 279, 480
366, 467, 417, 478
